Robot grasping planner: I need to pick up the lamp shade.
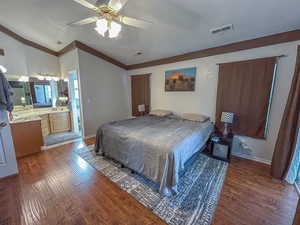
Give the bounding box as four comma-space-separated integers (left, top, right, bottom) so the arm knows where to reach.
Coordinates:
138, 104, 145, 112
221, 112, 234, 123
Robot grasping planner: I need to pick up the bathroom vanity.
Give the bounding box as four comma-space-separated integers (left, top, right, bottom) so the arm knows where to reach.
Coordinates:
10, 119, 43, 158
10, 107, 71, 158
6, 74, 78, 158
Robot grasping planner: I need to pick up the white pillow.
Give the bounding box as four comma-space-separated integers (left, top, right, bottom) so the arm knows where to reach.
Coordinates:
149, 109, 173, 117
180, 113, 209, 122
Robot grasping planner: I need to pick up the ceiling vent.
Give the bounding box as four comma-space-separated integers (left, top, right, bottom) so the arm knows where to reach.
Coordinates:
210, 24, 233, 34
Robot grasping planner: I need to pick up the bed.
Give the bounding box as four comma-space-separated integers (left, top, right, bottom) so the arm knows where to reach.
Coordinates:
94, 114, 214, 195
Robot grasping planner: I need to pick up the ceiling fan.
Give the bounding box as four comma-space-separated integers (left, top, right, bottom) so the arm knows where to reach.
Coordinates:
69, 0, 151, 38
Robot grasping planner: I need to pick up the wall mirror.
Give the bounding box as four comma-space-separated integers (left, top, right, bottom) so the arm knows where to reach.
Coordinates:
7, 75, 32, 106
6, 75, 69, 109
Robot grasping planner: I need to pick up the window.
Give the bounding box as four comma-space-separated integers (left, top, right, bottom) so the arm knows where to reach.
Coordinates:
33, 84, 52, 106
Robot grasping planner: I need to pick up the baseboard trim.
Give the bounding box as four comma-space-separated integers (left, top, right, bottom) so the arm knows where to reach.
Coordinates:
233, 152, 271, 165
84, 134, 96, 139
0, 172, 18, 181
41, 138, 82, 150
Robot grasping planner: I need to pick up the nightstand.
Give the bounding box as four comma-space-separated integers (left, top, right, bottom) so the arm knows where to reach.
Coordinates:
208, 133, 233, 162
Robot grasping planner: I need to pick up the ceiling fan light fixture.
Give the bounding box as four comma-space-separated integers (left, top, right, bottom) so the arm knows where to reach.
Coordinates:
95, 18, 108, 36
114, 2, 123, 11
70, 0, 151, 39
109, 21, 122, 38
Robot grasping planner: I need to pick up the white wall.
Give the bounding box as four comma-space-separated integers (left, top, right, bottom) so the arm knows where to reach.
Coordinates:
128, 40, 300, 164
0, 32, 60, 76
25, 45, 60, 76
0, 33, 28, 75
77, 49, 130, 137
59, 48, 80, 78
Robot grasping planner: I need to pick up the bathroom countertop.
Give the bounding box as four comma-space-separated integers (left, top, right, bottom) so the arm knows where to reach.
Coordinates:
10, 116, 42, 124
10, 107, 70, 124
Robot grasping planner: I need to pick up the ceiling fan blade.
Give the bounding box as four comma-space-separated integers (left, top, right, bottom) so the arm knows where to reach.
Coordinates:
73, 0, 98, 11
95, 0, 110, 6
68, 17, 98, 26
119, 16, 151, 29
108, 0, 129, 12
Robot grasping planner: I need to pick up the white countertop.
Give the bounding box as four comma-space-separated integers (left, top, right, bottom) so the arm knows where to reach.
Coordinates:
10, 107, 69, 124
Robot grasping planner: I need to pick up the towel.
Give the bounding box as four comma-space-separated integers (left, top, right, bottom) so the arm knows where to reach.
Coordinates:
0, 71, 14, 112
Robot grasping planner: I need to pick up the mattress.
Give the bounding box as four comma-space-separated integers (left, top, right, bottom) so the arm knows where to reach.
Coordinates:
94, 114, 213, 195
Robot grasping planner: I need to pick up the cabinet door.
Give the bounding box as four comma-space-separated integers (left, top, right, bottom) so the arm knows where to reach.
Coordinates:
11, 120, 43, 159
40, 114, 50, 136
49, 112, 71, 133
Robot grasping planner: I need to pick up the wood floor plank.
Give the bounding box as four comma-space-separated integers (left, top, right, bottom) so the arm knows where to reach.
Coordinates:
0, 138, 298, 225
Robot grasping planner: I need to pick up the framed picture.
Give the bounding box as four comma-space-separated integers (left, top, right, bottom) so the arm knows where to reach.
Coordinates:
165, 67, 196, 91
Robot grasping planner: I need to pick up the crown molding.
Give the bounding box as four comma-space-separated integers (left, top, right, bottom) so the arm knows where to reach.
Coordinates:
57, 40, 128, 69
0, 24, 58, 56
74, 41, 128, 69
0, 24, 127, 69
57, 41, 77, 56
127, 29, 300, 70
1, 23, 300, 71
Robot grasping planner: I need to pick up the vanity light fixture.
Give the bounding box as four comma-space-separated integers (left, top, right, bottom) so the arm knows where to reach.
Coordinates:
37, 75, 45, 80
45, 76, 52, 81
34, 74, 62, 81
18, 76, 29, 82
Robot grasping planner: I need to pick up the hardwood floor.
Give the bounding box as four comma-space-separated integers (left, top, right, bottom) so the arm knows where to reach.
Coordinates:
0, 138, 298, 225
213, 157, 298, 225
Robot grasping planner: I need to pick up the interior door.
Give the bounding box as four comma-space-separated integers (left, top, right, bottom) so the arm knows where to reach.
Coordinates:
131, 74, 150, 117
0, 110, 18, 178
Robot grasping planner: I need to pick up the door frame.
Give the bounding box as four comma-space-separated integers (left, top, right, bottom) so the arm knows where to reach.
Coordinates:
68, 70, 85, 138
130, 73, 151, 117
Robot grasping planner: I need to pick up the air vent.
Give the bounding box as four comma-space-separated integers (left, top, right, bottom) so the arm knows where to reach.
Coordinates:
210, 24, 233, 34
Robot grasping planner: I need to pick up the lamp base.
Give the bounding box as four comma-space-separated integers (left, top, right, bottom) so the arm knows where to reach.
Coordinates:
223, 123, 228, 136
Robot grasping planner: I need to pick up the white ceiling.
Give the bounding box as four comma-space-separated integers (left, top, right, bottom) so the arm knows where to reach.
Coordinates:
1, 0, 300, 64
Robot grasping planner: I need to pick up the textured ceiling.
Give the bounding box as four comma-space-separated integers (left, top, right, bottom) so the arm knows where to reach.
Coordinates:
0, 0, 300, 64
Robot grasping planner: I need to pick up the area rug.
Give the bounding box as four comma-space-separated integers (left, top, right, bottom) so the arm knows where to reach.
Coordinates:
75, 145, 228, 225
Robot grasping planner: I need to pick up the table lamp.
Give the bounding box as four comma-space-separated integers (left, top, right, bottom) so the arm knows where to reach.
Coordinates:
221, 112, 234, 136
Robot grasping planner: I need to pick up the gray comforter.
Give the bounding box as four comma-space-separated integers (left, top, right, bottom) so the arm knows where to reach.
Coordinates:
94, 115, 213, 195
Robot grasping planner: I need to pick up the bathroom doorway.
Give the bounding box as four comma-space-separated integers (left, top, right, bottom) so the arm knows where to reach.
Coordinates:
42, 71, 83, 147
68, 71, 82, 136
